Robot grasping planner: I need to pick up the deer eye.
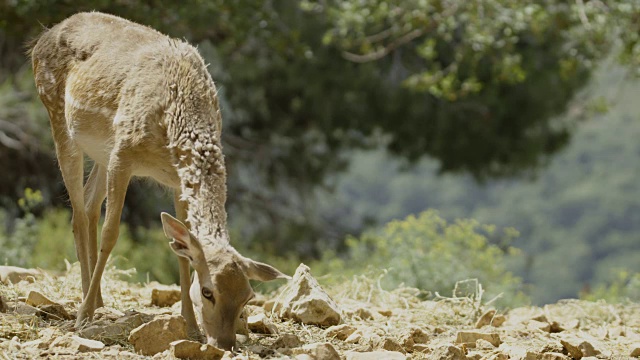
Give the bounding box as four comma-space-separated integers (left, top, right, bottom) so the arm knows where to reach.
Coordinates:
202, 287, 214, 302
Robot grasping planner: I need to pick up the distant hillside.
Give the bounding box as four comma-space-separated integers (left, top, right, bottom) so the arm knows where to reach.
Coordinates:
322, 66, 640, 304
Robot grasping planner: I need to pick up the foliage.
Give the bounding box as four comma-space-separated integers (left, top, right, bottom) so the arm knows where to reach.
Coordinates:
0, 188, 42, 267
318, 65, 640, 304
312, 210, 527, 308
582, 271, 640, 303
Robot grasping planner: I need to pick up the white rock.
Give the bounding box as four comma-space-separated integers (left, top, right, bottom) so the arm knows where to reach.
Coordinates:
0, 266, 40, 284
50, 334, 105, 352
324, 324, 356, 341
151, 285, 181, 307
247, 313, 278, 334
455, 331, 501, 347
128, 314, 187, 355
289, 342, 340, 360
274, 263, 341, 326
344, 350, 407, 360
428, 344, 466, 360
25, 290, 56, 307
171, 339, 224, 360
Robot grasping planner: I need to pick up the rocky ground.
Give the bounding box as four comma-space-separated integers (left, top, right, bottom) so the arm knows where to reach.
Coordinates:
1, 262, 639, 359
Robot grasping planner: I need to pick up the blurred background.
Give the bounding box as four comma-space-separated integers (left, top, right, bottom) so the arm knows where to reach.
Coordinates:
0, 1, 639, 307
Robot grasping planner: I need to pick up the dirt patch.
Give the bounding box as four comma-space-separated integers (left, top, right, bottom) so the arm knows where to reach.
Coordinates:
1, 263, 639, 359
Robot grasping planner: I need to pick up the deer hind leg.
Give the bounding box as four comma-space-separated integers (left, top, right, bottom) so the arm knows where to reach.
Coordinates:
84, 163, 107, 308
76, 151, 131, 327
174, 191, 203, 340
47, 112, 93, 300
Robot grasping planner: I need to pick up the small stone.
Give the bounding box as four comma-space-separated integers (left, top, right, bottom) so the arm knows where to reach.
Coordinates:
94, 307, 125, 321
247, 313, 278, 334
531, 312, 548, 323
79, 311, 152, 345
560, 336, 600, 358
171, 339, 225, 360
0, 295, 7, 313
290, 342, 340, 360
527, 319, 551, 332
346, 307, 374, 320
382, 338, 405, 353
0, 266, 40, 284
274, 264, 341, 326
272, 333, 302, 349
491, 314, 506, 327
541, 353, 569, 360
466, 351, 482, 360
12, 301, 38, 315
486, 353, 508, 360
413, 344, 430, 353
377, 309, 392, 317
25, 290, 56, 307
475, 339, 495, 349
455, 331, 501, 347
151, 286, 181, 307
247, 344, 275, 357
50, 334, 105, 352
344, 350, 407, 360
400, 327, 429, 349
630, 345, 640, 357
128, 314, 187, 355
263, 299, 276, 312
345, 330, 363, 344
475, 309, 496, 328
36, 303, 73, 321
324, 324, 356, 341
430, 344, 466, 360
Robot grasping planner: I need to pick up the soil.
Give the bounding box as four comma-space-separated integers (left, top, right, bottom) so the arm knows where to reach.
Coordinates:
1, 263, 639, 359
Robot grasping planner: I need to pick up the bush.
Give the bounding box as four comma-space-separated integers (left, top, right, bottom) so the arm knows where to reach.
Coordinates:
313, 210, 529, 307
581, 270, 640, 303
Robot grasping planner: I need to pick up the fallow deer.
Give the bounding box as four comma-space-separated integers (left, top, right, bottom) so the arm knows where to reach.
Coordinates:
30, 12, 288, 351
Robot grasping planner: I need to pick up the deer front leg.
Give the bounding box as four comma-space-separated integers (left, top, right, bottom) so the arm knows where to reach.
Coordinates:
76, 158, 131, 327
84, 163, 107, 308
174, 191, 202, 341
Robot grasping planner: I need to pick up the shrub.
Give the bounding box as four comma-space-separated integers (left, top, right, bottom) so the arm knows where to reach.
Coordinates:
313, 210, 528, 307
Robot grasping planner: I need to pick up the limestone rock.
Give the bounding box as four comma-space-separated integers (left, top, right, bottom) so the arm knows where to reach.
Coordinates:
247, 313, 278, 334
128, 314, 187, 355
413, 344, 430, 353
560, 335, 601, 358
377, 309, 393, 317
455, 331, 501, 347
381, 337, 405, 353
94, 307, 125, 321
25, 290, 56, 307
527, 319, 551, 332
274, 263, 341, 326
541, 353, 570, 360
0, 266, 40, 284
151, 285, 181, 307
36, 303, 73, 321
430, 344, 466, 360
475, 309, 496, 328
399, 327, 429, 349
12, 301, 38, 315
486, 353, 508, 360
289, 342, 340, 360
171, 340, 224, 360
345, 330, 363, 344
344, 350, 407, 360
50, 334, 105, 352
345, 307, 374, 320
272, 333, 302, 349
79, 311, 153, 345
324, 324, 357, 341
476, 338, 495, 349
631, 344, 640, 357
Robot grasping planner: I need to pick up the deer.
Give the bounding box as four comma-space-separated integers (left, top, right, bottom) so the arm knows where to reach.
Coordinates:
29, 11, 288, 351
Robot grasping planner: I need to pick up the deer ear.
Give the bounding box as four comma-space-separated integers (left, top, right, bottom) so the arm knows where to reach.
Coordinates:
242, 257, 290, 282
160, 212, 197, 261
